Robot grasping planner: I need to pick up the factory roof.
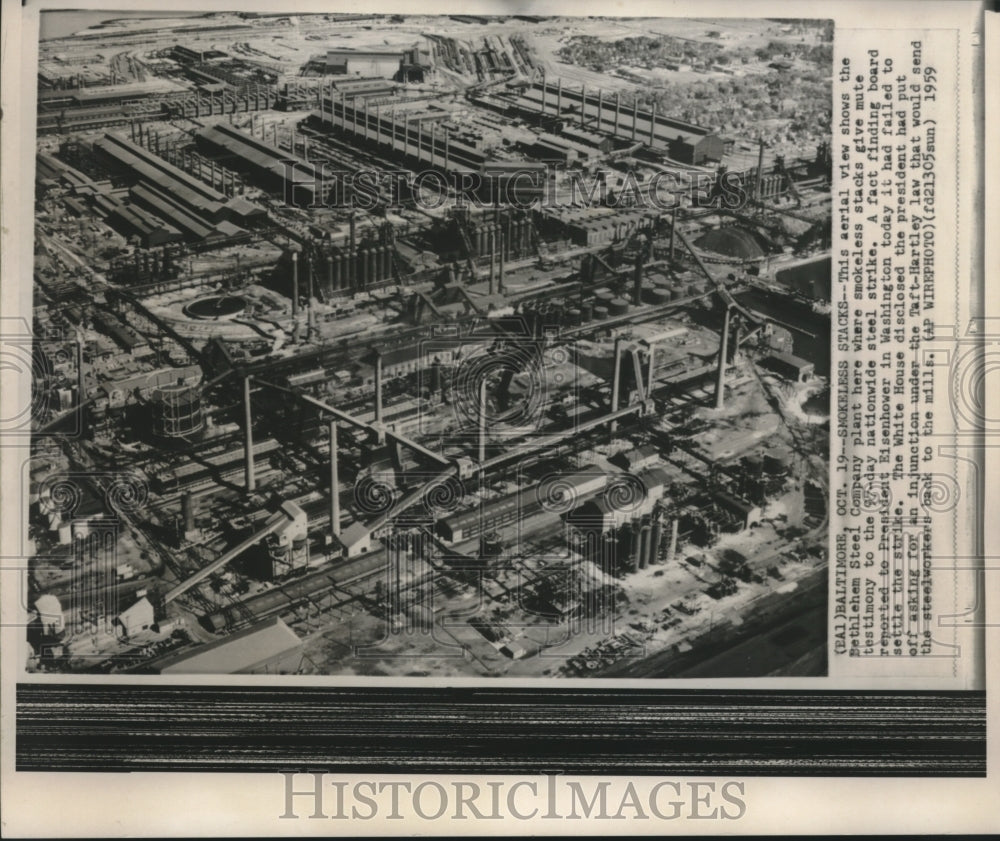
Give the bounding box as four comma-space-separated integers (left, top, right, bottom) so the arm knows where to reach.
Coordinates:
325, 49, 405, 61
621, 444, 659, 464
711, 488, 759, 517
129, 183, 219, 241
158, 617, 302, 674
197, 123, 320, 196
93, 311, 147, 351
637, 466, 671, 493
765, 351, 814, 371
95, 134, 231, 217
93, 191, 184, 243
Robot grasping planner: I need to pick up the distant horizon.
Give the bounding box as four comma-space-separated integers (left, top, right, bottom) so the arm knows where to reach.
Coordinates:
40, 10, 202, 41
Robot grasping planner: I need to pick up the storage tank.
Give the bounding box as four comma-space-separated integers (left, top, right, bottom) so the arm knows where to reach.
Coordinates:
567, 308, 581, 326
649, 289, 670, 305
358, 248, 369, 286
637, 522, 651, 570
609, 297, 630, 317
593, 305, 609, 320
480, 531, 504, 560
650, 517, 664, 566
330, 251, 341, 290
580, 302, 594, 322
153, 383, 203, 438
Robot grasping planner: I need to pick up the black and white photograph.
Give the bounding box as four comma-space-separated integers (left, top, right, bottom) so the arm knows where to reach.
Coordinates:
25, 10, 833, 679
1, 0, 994, 836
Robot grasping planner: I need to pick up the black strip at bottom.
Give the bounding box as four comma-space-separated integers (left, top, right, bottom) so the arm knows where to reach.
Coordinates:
16, 685, 985, 776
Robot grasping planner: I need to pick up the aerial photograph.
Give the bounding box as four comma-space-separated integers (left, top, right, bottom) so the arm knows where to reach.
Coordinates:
26, 12, 832, 677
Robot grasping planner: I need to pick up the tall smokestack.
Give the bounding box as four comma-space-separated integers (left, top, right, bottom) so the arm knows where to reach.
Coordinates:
755, 138, 765, 204
670, 205, 677, 261
580, 83, 586, 127
375, 352, 384, 427
715, 305, 731, 410
667, 517, 679, 562
632, 253, 643, 306
291, 251, 299, 320
614, 91, 621, 134
646, 344, 656, 396
307, 259, 315, 338
349, 213, 356, 288
498, 228, 505, 293
329, 420, 341, 537
243, 376, 255, 493
478, 377, 488, 464
610, 337, 623, 432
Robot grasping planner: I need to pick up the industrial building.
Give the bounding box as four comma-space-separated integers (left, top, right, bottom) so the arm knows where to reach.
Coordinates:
494, 79, 726, 164
92, 132, 264, 242
437, 468, 608, 543
321, 46, 431, 81
316, 93, 486, 173
157, 616, 303, 674
196, 122, 327, 206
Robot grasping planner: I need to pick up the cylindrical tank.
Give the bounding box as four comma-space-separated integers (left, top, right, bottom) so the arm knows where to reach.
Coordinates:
649, 289, 670, 305
638, 523, 651, 570
601, 530, 616, 569
609, 297, 630, 317
331, 251, 341, 289
650, 517, 664, 566
181, 493, 196, 533
625, 523, 639, 570
480, 531, 503, 559
367, 247, 377, 283
381, 245, 392, 279
580, 302, 594, 322
154, 383, 203, 438
567, 308, 581, 326
358, 248, 369, 286
595, 290, 614, 305
593, 305, 609, 320
764, 447, 791, 476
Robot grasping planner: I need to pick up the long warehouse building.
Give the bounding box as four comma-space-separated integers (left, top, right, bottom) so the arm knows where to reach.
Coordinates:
316, 93, 486, 173
93, 132, 265, 227
196, 122, 327, 207
496, 80, 725, 165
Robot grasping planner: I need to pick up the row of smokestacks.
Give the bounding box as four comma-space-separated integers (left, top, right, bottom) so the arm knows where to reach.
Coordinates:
290, 244, 395, 297
575, 512, 679, 575
129, 123, 245, 197
535, 70, 657, 142
470, 218, 534, 262
318, 90, 485, 172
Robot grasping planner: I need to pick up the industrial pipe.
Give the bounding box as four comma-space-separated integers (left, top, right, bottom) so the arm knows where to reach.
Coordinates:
329, 420, 341, 537
243, 376, 255, 493
715, 305, 731, 409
